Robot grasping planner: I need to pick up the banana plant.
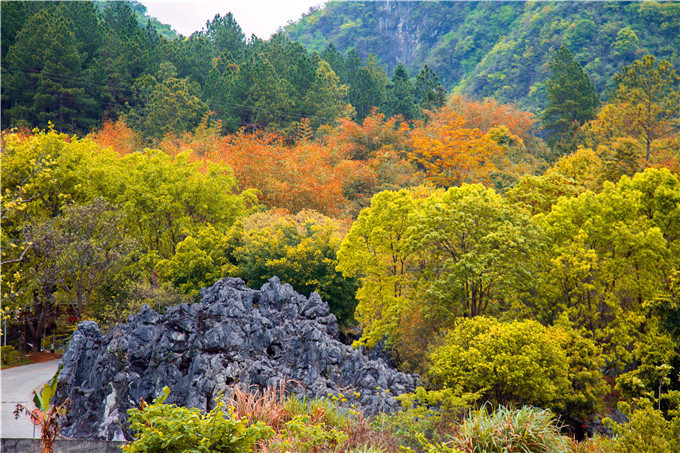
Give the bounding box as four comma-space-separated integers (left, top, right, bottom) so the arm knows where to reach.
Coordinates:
14, 363, 71, 453
32, 363, 64, 413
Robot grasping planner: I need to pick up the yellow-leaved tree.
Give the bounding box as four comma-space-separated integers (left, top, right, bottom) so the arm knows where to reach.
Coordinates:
409, 107, 501, 187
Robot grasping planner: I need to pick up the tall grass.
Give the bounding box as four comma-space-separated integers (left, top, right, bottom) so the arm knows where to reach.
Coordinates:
225, 379, 290, 431
452, 405, 573, 453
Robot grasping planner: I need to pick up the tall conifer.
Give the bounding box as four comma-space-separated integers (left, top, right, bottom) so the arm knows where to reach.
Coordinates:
415, 64, 447, 112
383, 62, 417, 120
541, 45, 599, 155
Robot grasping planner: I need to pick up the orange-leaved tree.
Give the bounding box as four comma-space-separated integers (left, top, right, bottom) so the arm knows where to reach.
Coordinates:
409, 107, 501, 187
447, 94, 537, 143
88, 118, 142, 156
325, 108, 411, 160
325, 109, 422, 215
208, 130, 349, 216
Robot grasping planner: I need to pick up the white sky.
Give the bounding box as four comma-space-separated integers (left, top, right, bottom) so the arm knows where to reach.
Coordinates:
141, 1, 326, 39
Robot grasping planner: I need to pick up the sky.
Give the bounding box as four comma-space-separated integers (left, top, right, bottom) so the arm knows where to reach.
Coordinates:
141, 0, 326, 39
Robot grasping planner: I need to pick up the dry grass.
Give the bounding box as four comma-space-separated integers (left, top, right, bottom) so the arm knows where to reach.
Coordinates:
223, 380, 397, 453
225, 378, 291, 431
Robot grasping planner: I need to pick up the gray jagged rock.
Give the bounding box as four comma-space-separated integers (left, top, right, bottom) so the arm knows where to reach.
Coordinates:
54, 277, 416, 441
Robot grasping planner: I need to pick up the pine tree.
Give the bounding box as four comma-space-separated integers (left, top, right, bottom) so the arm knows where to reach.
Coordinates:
415, 64, 447, 112
243, 54, 295, 129
205, 13, 247, 61
3, 9, 99, 132
541, 45, 600, 155
303, 60, 349, 128
383, 62, 418, 120
350, 55, 388, 121
321, 43, 348, 84
125, 62, 207, 138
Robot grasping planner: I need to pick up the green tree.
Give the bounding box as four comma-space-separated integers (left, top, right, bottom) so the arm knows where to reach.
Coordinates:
202, 50, 243, 132
320, 43, 348, 84
615, 327, 677, 406
303, 60, 349, 128
336, 188, 424, 346
0, 1, 46, 58
612, 26, 640, 59
349, 54, 389, 122
156, 224, 238, 299
337, 183, 542, 355
3, 8, 99, 132
414, 64, 446, 112
429, 317, 575, 413
242, 53, 296, 130
612, 55, 680, 162
505, 172, 585, 216
205, 12, 247, 61
125, 62, 207, 139
605, 400, 680, 453
41, 198, 136, 319
537, 171, 674, 365
234, 211, 358, 326
541, 45, 600, 155
1, 129, 116, 350
410, 184, 541, 321
383, 62, 418, 120
109, 150, 249, 267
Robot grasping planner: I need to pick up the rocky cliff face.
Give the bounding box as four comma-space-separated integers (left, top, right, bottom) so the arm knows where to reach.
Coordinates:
55, 277, 416, 441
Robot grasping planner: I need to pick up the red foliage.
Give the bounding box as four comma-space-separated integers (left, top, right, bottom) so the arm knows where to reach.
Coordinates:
88, 119, 142, 155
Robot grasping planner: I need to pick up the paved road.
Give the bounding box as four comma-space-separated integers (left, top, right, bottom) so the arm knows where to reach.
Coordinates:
0, 360, 61, 438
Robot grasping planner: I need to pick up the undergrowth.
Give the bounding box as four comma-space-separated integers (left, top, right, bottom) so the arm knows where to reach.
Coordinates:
123, 383, 678, 453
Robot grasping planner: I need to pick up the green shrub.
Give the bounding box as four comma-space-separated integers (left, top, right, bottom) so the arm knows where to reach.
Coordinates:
575, 435, 617, 453
0, 345, 26, 368
429, 317, 571, 411
376, 386, 472, 450
123, 386, 273, 453
268, 413, 349, 452
604, 401, 679, 453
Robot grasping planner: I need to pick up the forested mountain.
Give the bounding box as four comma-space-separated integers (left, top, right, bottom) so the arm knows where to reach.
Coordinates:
285, 1, 680, 110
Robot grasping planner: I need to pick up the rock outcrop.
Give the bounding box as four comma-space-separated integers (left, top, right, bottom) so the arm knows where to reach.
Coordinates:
55, 277, 416, 441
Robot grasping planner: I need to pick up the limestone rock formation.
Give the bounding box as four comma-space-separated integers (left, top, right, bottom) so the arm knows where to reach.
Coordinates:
55, 277, 416, 441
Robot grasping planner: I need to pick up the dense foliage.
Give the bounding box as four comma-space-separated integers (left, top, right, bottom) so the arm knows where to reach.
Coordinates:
286, 1, 680, 111
0, 1, 445, 136
2, 2, 680, 451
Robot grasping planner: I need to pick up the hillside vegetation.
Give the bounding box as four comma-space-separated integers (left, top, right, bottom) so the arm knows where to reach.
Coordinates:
286, 1, 680, 110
